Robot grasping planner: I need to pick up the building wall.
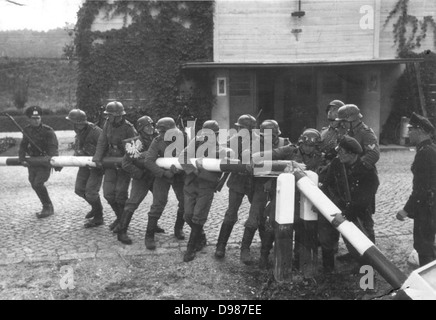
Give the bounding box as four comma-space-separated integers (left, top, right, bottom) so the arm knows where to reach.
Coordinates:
214, 0, 381, 63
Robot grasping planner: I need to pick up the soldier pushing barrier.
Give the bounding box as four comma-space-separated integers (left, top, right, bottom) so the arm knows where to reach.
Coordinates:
65, 109, 104, 227
143, 117, 187, 250
92, 101, 137, 230
117, 115, 160, 245
18, 106, 61, 218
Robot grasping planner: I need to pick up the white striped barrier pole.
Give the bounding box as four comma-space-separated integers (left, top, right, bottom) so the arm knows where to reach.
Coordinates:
273, 173, 295, 282
0, 156, 123, 168
298, 171, 319, 277
292, 169, 407, 290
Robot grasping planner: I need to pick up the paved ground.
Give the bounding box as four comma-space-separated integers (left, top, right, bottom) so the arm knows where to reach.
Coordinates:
0, 131, 416, 267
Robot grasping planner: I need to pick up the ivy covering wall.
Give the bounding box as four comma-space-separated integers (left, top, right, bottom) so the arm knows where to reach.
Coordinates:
380, 0, 436, 144
74, 0, 214, 125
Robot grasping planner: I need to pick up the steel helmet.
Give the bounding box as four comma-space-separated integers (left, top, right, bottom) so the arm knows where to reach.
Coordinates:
335, 104, 363, 122
136, 115, 154, 132
260, 119, 281, 136
234, 114, 256, 130
104, 101, 126, 116
326, 100, 345, 120
156, 117, 176, 133
298, 128, 321, 146
66, 109, 87, 124
202, 120, 220, 133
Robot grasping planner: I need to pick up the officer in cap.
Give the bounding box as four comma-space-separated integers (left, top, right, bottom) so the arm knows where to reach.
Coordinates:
318, 135, 379, 272
18, 106, 60, 218
92, 101, 137, 232
397, 112, 436, 266
66, 109, 104, 227
142, 117, 187, 250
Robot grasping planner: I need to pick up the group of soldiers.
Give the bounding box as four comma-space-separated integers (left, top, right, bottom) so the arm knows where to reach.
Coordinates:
16, 99, 436, 270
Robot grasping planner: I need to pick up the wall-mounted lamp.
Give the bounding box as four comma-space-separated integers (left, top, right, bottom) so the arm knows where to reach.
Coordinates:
291, 0, 305, 18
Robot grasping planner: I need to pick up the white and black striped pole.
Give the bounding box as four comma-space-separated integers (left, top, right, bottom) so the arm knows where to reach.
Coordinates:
293, 169, 407, 289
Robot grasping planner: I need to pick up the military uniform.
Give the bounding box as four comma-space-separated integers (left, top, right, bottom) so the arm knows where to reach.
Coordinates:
73, 122, 104, 218
92, 118, 137, 226
319, 153, 379, 270
260, 141, 322, 269
122, 133, 156, 214
18, 106, 59, 218
143, 131, 186, 238
403, 138, 436, 266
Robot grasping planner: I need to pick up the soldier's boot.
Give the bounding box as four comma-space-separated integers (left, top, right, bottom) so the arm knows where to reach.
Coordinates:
117, 210, 134, 245
214, 222, 234, 259
174, 210, 185, 240
84, 199, 104, 228
322, 248, 335, 273
38, 203, 54, 219
112, 202, 126, 233
155, 225, 165, 234
240, 227, 256, 265
36, 187, 54, 219
144, 217, 158, 250
108, 203, 121, 232
195, 227, 207, 252
259, 230, 275, 269
85, 198, 98, 219
183, 223, 202, 262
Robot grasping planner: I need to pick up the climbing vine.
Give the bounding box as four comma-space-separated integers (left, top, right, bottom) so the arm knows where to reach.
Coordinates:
380, 0, 436, 143
384, 0, 436, 55
74, 0, 214, 125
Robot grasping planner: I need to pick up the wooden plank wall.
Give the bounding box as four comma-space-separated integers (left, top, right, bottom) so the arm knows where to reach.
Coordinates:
214, 0, 436, 63
379, 0, 436, 57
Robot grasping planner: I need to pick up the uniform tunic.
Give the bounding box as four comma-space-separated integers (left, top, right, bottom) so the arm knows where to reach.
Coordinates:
179, 137, 228, 226
93, 119, 137, 206
73, 122, 103, 203
18, 123, 59, 205
319, 157, 379, 254
403, 139, 436, 264
143, 131, 186, 221
122, 133, 156, 214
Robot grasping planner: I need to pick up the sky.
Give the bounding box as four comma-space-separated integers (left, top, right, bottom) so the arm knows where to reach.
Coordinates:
0, 0, 84, 31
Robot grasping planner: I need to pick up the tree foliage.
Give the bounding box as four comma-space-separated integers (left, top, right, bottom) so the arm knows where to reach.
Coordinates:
74, 0, 214, 125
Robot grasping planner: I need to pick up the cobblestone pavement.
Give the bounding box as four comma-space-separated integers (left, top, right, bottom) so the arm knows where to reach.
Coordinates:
0, 132, 416, 265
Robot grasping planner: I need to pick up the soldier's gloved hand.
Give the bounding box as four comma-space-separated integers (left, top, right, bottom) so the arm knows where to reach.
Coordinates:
54, 167, 63, 172
94, 160, 103, 169
396, 209, 408, 221
20, 160, 29, 167
170, 164, 181, 174
163, 170, 174, 179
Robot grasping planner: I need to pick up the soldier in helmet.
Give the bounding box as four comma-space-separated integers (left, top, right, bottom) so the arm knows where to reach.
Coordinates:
65, 109, 104, 227
18, 106, 60, 218
239, 119, 291, 265
335, 104, 380, 169
142, 117, 187, 250
319, 100, 344, 176
116, 115, 162, 244
92, 101, 137, 230
179, 120, 232, 262
251, 128, 321, 268
214, 114, 259, 259
397, 112, 436, 267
